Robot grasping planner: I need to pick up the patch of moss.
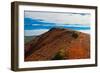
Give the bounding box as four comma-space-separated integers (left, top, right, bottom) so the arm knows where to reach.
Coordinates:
52, 49, 66, 60
52, 52, 64, 60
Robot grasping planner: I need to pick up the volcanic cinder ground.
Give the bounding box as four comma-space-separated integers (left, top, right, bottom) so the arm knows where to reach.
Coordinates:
24, 28, 90, 61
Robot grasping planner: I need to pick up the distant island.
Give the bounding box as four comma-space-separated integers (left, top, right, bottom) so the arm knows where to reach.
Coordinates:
24, 28, 90, 61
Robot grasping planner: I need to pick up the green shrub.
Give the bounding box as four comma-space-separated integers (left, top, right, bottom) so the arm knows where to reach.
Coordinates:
52, 49, 66, 60
52, 52, 64, 60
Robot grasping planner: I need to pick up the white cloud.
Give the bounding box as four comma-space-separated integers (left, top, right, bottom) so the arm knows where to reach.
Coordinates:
77, 30, 90, 34
24, 29, 49, 36
25, 11, 90, 25
32, 24, 41, 26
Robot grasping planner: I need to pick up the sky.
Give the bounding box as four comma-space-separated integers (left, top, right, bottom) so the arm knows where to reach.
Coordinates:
24, 11, 91, 36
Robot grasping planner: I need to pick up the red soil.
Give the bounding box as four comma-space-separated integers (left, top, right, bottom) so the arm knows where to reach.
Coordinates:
25, 28, 90, 61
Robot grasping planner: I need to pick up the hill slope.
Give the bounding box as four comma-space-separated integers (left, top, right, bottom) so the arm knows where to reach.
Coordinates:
24, 28, 90, 61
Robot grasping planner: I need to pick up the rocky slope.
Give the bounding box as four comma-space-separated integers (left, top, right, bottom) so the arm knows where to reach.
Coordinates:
24, 28, 90, 61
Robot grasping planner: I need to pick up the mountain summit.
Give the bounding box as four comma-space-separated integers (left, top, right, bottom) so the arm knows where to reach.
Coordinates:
25, 28, 90, 61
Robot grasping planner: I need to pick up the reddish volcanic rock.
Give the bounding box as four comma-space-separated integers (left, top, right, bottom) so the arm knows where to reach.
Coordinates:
24, 28, 90, 61
65, 33, 90, 59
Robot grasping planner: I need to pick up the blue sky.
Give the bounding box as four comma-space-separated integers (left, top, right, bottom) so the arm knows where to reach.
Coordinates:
24, 11, 90, 36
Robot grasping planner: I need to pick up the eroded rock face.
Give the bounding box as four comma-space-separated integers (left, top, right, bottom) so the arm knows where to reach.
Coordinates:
24, 28, 90, 61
